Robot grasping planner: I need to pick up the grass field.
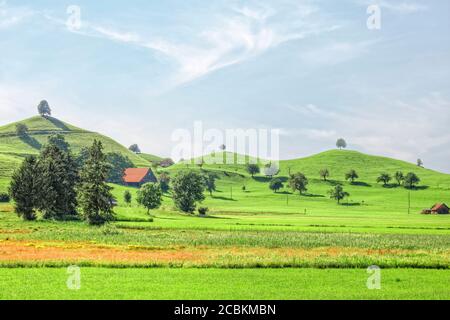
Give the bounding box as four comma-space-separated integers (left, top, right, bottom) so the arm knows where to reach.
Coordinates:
0, 268, 448, 300
0, 116, 449, 300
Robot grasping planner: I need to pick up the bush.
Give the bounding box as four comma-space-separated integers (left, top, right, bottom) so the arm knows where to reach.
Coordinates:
100, 224, 123, 236
198, 207, 209, 216
0, 193, 10, 202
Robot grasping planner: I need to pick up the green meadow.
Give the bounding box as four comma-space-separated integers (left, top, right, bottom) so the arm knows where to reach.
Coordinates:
0, 116, 449, 299
1, 268, 449, 300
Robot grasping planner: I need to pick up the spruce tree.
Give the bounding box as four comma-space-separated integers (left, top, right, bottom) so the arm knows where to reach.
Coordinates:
9, 156, 37, 220
77, 140, 115, 225
35, 137, 79, 219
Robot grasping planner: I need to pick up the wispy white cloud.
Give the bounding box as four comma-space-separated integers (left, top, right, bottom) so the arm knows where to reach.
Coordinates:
46, 2, 337, 86
0, 1, 34, 29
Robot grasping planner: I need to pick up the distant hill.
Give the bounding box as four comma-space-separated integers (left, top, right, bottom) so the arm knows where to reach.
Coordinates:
0, 116, 163, 191
280, 150, 450, 188
170, 150, 450, 189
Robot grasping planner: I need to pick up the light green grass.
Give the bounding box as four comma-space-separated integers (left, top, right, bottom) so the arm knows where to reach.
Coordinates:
0, 268, 449, 300
0, 116, 151, 177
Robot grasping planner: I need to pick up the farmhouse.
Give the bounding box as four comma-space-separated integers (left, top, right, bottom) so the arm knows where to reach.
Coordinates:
123, 168, 157, 187
422, 203, 449, 215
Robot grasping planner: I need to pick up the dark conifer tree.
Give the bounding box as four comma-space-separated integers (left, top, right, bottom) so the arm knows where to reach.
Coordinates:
77, 140, 115, 225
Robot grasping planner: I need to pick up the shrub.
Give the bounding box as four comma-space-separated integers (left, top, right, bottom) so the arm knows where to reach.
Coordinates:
0, 193, 10, 202
198, 207, 209, 216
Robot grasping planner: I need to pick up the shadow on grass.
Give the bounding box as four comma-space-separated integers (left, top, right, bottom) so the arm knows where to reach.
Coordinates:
303, 193, 325, 198
19, 134, 42, 150
406, 186, 429, 191
340, 202, 362, 207
351, 181, 372, 187
46, 116, 71, 131
211, 195, 237, 201
381, 184, 401, 189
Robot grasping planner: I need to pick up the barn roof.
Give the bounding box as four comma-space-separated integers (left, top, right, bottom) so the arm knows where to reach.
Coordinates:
431, 203, 449, 211
123, 168, 151, 183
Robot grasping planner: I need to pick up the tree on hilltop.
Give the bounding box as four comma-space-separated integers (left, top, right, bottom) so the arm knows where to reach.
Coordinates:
336, 138, 347, 149
37, 100, 51, 117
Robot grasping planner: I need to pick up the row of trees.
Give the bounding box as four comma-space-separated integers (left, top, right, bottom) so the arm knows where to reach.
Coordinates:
376, 171, 420, 188
267, 173, 350, 204
9, 137, 115, 225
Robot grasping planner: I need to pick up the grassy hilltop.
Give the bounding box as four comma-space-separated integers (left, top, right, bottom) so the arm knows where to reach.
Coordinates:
0, 116, 158, 192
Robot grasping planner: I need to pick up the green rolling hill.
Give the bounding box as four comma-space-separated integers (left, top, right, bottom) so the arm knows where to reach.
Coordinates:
0, 116, 162, 192
1, 116, 450, 218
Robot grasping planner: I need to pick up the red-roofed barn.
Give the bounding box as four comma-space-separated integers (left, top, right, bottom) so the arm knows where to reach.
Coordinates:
431, 203, 449, 215
123, 168, 157, 187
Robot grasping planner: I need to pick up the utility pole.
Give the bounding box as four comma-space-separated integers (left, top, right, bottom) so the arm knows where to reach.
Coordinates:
230, 186, 233, 200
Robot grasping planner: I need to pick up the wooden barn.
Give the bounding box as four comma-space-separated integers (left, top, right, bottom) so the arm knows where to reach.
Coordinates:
122, 168, 157, 187
431, 203, 449, 214
422, 203, 449, 215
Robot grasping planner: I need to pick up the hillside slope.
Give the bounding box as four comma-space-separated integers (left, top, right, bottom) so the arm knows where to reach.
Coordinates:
281, 150, 450, 188
0, 116, 159, 191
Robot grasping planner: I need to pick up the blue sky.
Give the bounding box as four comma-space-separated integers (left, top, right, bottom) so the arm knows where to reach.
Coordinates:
1, 0, 449, 172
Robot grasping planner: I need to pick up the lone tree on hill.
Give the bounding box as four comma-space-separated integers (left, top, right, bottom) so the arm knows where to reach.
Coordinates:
395, 171, 404, 186
203, 172, 217, 196
345, 169, 359, 183
319, 168, 330, 181
246, 163, 260, 177
77, 140, 115, 225
137, 183, 162, 215
128, 144, 141, 154
15, 123, 29, 137
376, 173, 392, 186
289, 172, 308, 195
269, 178, 284, 193
9, 156, 37, 220
417, 159, 424, 167
329, 184, 349, 204
37, 100, 51, 117
172, 170, 205, 213
404, 172, 420, 189
336, 138, 347, 149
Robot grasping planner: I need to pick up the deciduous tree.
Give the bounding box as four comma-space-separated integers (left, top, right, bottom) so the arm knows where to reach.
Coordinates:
137, 183, 162, 215
172, 170, 205, 213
